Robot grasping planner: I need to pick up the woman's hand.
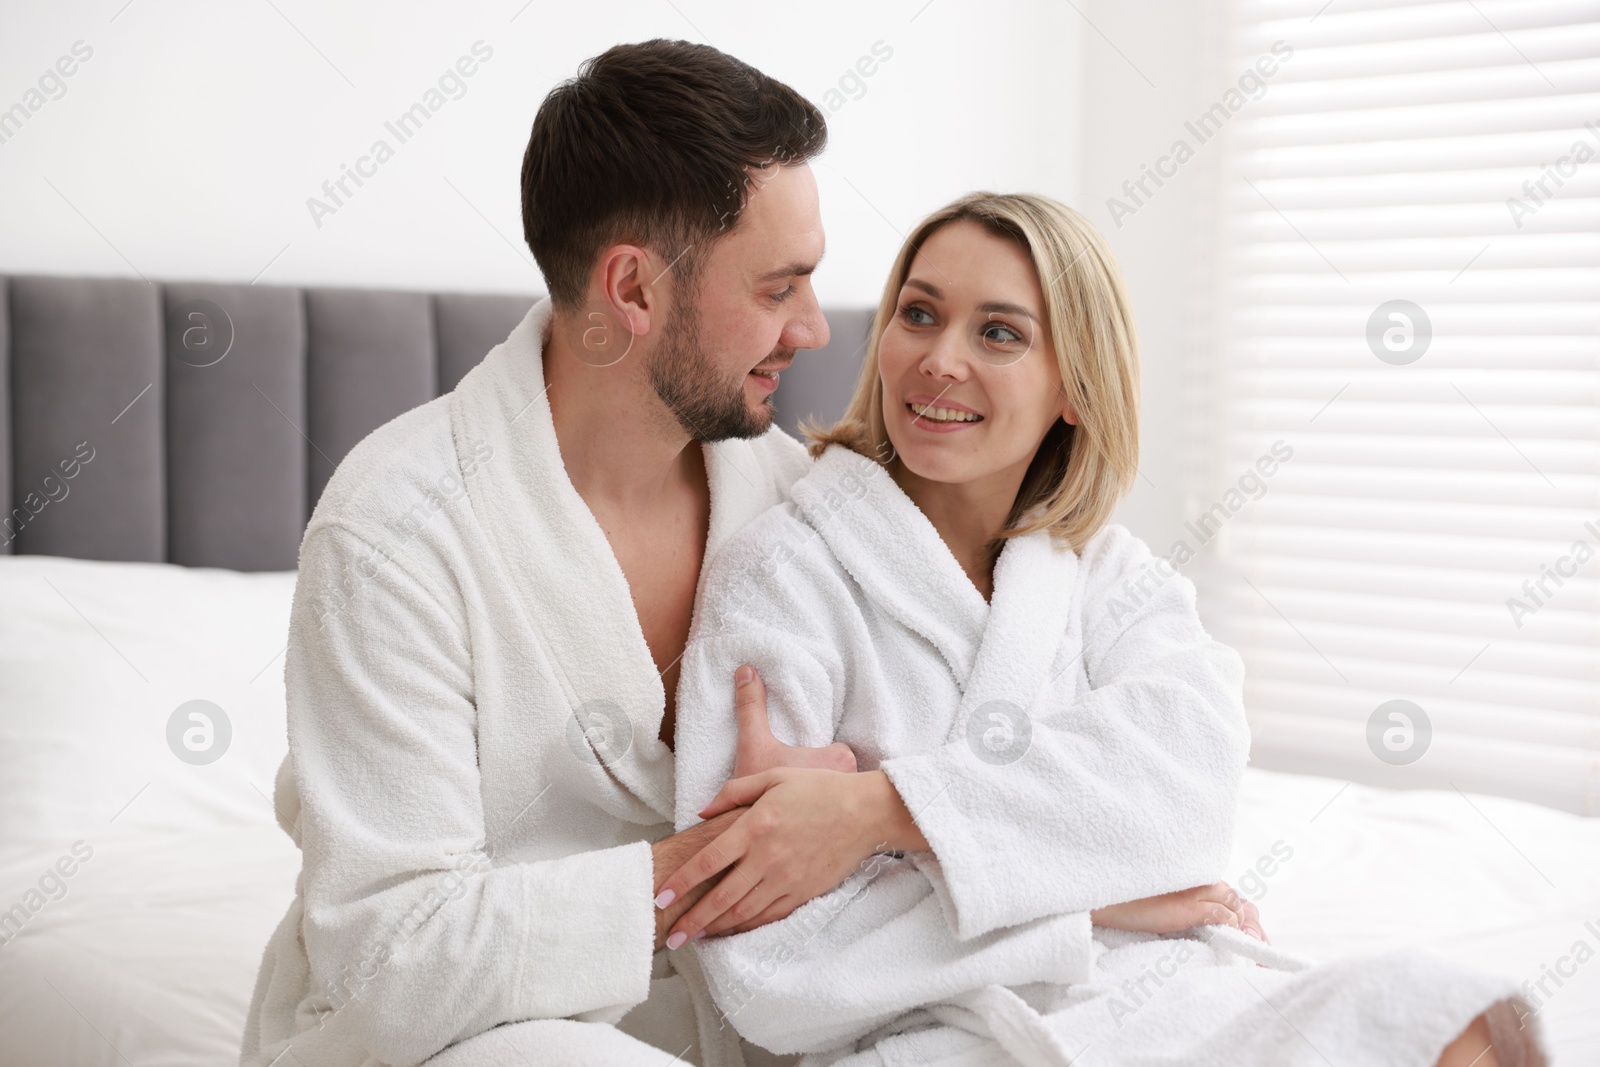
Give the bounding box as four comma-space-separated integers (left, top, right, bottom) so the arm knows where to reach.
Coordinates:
1091, 882, 1268, 941
729, 664, 857, 776
655, 767, 906, 947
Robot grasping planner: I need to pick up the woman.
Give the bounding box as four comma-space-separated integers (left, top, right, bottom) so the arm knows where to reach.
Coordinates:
659, 193, 1542, 1067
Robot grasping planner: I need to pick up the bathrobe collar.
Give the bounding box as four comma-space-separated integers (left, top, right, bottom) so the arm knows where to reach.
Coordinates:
791, 445, 1080, 720
449, 298, 780, 823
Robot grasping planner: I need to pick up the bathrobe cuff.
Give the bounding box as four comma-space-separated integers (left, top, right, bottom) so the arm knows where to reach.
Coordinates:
518, 839, 657, 1021
879, 526, 1250, 942
880, 752, 1028, 939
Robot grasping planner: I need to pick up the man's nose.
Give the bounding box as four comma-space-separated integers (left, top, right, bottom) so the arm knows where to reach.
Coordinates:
783, 291, 830, 352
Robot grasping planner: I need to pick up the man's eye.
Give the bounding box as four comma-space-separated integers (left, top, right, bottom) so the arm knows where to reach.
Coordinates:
772, 285, 795, 303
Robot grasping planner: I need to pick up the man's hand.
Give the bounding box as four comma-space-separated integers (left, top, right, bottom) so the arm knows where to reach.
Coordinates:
649, 667, 897, 948
650, 808, 745, 951
1091, 882, 1268, 942
656, 767, 893, 947
730, 664, 856, 776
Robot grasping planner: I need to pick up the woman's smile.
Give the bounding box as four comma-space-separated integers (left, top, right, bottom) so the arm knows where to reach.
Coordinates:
905, 394, 985, 432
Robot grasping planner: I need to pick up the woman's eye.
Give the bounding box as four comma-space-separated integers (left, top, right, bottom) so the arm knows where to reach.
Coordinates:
983, 322, 1024, 345
899, 304, 933, 326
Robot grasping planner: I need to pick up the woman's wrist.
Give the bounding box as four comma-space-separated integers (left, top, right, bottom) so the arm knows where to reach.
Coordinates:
854, 770, 930, 855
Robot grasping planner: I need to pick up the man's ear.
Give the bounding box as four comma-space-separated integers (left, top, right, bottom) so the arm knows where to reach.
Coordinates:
595, 244, 658, 337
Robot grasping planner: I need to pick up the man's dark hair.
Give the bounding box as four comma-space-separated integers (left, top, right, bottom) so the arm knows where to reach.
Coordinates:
521, 39, 827, 311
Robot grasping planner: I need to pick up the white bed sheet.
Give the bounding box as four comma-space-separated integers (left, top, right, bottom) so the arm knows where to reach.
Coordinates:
1230, 768, 1600, 1062
0, 824, 299, 1067
0, 556, 1594, 1064
1, 768, 1595, 1065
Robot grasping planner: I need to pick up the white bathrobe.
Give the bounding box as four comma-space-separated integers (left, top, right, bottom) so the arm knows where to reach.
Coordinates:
240, 298, 807, 1067
673, 445, 1547, 1067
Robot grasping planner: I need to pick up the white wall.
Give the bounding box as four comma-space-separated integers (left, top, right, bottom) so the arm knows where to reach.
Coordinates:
1077, 0, 1227, 548
0, 0, 1079, 307
2, 0, 1217, 563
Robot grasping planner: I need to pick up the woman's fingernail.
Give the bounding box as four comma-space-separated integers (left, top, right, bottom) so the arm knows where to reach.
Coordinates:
655, 889, 675, 909
666, 931, 688, 950
691, 930, 706, 941
736, 665, 753, 686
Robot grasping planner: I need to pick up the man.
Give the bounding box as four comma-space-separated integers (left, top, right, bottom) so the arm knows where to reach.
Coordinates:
241, 39, 851, 1067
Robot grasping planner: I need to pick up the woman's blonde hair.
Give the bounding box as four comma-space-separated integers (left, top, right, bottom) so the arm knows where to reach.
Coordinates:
803, 191, 1140, 552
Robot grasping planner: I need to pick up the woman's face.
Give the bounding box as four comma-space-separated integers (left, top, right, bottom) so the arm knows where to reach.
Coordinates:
878, 219, 1076, 488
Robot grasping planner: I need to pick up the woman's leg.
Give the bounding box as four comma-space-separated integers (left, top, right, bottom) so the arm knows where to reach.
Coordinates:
1436, 1013, 1497, 1067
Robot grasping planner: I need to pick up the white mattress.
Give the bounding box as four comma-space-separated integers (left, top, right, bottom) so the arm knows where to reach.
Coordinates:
1, 555, 1595, 1064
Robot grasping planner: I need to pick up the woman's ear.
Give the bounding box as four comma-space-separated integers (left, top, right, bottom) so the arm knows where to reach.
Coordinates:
1060, 392, 1079, 426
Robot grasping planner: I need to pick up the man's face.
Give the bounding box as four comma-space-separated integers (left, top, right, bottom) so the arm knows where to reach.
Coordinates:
649, 163, 829, 441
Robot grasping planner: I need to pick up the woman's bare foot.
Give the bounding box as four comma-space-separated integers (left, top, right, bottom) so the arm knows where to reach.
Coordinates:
1437, 1013, 1498, 1067
1090, 882, 1267, 941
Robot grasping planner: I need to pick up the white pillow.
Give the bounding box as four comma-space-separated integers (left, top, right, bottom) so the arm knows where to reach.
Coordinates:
0, 554, 296, 843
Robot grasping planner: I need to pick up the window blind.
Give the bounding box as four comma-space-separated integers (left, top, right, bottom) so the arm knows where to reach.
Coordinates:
1201, 0, 1600, 814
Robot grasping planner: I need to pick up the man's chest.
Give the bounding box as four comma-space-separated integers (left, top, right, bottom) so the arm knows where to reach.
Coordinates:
598, 511, 708, 749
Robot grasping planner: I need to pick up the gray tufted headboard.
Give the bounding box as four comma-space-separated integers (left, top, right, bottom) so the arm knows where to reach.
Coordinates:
0, 275, 870, 572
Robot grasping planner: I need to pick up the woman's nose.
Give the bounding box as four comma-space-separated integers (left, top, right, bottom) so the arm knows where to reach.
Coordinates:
919, 327, 970, 380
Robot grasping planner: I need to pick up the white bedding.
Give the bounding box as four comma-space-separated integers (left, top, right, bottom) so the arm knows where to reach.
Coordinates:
1229, 769, 1600, 1061
1, 555, 1596, 1065
0, 824, 300, 1067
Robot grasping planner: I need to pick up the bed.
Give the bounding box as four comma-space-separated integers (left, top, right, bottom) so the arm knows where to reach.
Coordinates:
1, 274, 1595, 1065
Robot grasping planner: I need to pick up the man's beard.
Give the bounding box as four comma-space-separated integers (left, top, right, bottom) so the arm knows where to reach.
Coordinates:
649, 298, 777, 442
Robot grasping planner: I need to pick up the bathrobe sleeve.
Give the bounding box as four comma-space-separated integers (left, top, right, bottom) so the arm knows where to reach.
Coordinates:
288, 522, 656, 1066
880, 525, 1253, 940
674, 519, 1096, 1053
673, 517, 849, 828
